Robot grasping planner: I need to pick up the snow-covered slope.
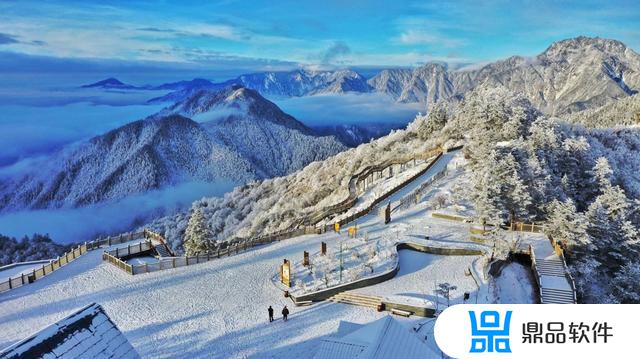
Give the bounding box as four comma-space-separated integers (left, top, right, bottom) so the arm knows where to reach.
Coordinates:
564, 94, 640, 127
370, 37, 640, 115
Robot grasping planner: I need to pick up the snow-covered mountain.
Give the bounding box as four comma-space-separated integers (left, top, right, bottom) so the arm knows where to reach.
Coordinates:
163, 85, 347, 177
80, 77, 139, 90
0, 115, 257, 212
230, 69, 372, 97
152, 78, 215, 91
0, 86, 346, 212
368, 63, 456, 104
370, 37, 640, 115
150, 69, 372, 103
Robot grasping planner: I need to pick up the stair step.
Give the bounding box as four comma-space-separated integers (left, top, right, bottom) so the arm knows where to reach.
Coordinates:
330, 299, 380, 308
330, 297, 381, 305
542, 295, 574, 301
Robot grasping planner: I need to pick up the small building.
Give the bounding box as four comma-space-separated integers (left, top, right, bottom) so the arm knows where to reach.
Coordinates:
0, 303, 138, 359
313, 315, 438, 359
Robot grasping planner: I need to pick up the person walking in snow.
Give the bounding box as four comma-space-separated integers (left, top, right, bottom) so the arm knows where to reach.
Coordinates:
282, 306, 289, 321
268, 306, 274, 322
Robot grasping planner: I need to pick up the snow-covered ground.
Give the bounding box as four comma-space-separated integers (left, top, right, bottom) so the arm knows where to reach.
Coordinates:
0, 150, 542, 358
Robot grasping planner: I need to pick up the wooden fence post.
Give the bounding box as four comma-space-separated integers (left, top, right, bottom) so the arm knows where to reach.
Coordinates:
185, 256, 189, 266
172, 258, 176, 268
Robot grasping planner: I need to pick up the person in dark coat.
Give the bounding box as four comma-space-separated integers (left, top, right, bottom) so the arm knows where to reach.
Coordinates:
268, 306, 274, 322
282, 306, 290, 321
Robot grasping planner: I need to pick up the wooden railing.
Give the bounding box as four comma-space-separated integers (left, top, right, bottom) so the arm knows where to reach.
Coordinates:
332, 151, 445, 228
297, 147, 443, 227
0, 231, 148, 294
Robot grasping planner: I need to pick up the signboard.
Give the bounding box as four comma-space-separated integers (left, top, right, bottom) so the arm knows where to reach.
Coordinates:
334, 223, 340, 233
281, 259, 291, 287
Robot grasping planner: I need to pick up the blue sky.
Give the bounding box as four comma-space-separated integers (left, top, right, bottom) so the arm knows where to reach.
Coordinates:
0, 0, 639, 79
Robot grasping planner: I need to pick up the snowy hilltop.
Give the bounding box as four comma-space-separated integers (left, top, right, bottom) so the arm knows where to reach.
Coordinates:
0, 86, 345, 213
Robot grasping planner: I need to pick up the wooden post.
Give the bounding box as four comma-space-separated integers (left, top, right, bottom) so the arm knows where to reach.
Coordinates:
321, 242, 326, 255
303, 251, 309, 266
384, 202, 391, 224
172, 258, 176, 268
185, 256, 189, 266
21, 273, 25, 285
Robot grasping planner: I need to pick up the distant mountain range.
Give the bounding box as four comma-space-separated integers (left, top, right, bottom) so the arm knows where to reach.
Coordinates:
81, 77, 216, 92
0, 86, 345, 212
368, 37, 640, 115
83, 37, 640, 116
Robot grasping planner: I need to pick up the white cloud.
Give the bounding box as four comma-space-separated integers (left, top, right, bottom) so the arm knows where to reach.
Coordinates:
397, 30, 465, 48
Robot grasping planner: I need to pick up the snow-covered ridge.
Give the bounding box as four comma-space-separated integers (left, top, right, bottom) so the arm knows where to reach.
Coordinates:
369, 36, 640, 115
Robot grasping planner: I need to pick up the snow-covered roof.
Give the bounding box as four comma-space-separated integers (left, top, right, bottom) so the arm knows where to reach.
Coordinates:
0, 302, 138, 359
314, 316, 437, 359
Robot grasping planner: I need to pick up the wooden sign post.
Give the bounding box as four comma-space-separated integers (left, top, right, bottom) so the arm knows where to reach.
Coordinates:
321, 242, 327, 255
280, 259, 291, 287
303, 251, 309, 266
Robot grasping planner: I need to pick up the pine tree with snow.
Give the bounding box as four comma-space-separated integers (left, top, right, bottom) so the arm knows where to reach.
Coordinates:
184, 207, 215, 256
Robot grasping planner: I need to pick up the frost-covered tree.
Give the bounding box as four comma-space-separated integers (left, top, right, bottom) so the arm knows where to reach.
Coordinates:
183, 207, 215, 255
546, 199, 590, 250
613, 263, 640, 303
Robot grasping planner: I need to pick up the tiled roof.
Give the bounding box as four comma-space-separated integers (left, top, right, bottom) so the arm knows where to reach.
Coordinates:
0, 303, 138, 359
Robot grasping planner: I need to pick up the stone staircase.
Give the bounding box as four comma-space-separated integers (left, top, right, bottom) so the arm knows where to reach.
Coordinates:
536, 257, 575, 304
328, 291, 383, 309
